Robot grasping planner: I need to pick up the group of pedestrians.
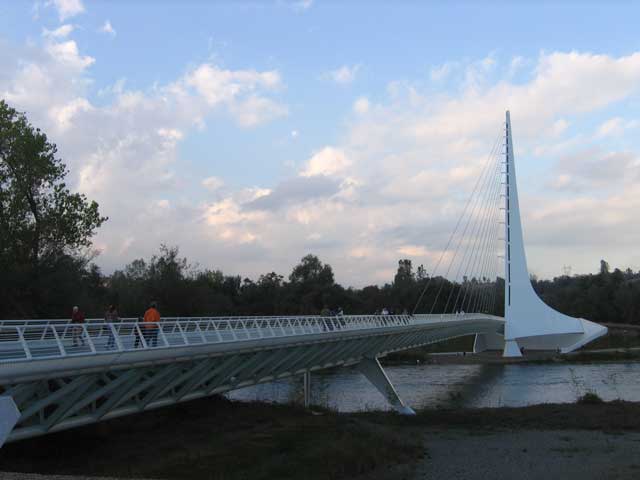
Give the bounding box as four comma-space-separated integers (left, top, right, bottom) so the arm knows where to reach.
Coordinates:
69, 302, 162, 349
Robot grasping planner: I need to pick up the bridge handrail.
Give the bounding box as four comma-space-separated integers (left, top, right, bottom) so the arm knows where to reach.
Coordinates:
0, 315, 400, 325
0, 314, 496, 364
0, 315, 402, 363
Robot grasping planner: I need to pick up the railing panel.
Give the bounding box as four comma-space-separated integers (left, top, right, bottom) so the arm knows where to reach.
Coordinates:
0, 314, 499, 364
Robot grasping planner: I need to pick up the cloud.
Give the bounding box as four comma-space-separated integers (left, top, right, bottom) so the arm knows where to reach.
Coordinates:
596, 117, 639, 138
291, 0, 313, 11
245, 175, 342, 211
228, 95, 288, 127
0, 31, 293, 280
4, 30, 640, 286
202, 176, 224, 191
182, 64, 286, 126
43, 24, 74, 38
300, 147, 351, 177
45, 40, 95, 70
100, 20, 116, 36
430, 61, 457, 82
550, 148, 639, 191
324, 64, 361, 85
353, 96, 370, 115
47, 0, 85, 21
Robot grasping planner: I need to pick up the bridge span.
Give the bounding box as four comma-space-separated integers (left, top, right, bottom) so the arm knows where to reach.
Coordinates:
0, 314, 502, 443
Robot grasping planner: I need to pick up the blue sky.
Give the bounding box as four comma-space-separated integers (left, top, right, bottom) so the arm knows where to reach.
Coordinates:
2, 0, 640, 285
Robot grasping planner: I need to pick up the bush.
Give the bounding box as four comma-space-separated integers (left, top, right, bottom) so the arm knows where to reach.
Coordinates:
577, 392, 604, 404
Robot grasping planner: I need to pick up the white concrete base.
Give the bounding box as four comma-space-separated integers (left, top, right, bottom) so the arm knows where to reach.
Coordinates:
303, 371, 311, 408
0, 396, 20, 448
474, 330, 505, 353
397, 405, 417, 415
357, 357, 416, 415
503, 339, 522, 357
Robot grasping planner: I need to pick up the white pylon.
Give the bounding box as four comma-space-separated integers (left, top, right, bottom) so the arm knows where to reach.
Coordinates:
502, 111, 607, 357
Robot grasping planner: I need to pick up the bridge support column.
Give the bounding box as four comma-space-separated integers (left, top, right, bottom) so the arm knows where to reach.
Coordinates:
303, 371, 311, 408
503, 339, 523, 358
357, 357, 415, 415
0, 396, 20, 448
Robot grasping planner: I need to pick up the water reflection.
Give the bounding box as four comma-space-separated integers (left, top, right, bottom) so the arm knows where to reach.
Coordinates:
227, 362, 640, 411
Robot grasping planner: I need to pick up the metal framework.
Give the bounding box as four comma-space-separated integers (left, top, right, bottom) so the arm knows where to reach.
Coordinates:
0, 314, 503, 444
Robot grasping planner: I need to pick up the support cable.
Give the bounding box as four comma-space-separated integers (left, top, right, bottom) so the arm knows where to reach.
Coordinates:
447, 152, 498, 311
432, 141, 502, 314
465, 158, 504, 313
458, 160, 503, 313
412, 133, 502, 314
442, 149, 502, 314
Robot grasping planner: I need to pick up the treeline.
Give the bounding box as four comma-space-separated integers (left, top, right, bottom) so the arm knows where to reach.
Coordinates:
2, 99, 639, 324
532, 260, 640, 325
0, 245, 504, 319
4, 241, 639, 326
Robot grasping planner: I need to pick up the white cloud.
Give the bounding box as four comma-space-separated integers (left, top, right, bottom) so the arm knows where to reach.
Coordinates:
552, 118, 569, 136
596, 117, 639, 138
324, 64, 361, 85
353, 96, 370, 114
430, 62, 457, 82
43, 24, 74, 38
229, 95, 288, 127
0, 32, 293, 281
48, 0, 85, 21
291, 0, 313, 11
4, 32, 640, 286
202, 176, 224, 191
300, 147, 351, 177
45, 40, 95, 70
100, 20, 116, 36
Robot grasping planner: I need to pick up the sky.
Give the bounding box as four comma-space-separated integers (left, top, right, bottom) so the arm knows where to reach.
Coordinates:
1, 0, 640, 286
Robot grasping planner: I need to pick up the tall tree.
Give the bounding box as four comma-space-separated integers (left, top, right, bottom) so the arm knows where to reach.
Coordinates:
0, 100, 107, 316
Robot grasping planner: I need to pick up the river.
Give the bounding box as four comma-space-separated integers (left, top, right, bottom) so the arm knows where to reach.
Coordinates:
227, 361, 640, 411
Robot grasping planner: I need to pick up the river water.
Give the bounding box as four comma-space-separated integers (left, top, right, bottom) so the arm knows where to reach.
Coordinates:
227, 362, 640, 411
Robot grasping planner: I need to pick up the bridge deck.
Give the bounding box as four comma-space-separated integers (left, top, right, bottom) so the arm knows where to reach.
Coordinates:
0, 314, 504, 385
0, 314, 503, 365
0, 314, 504, 443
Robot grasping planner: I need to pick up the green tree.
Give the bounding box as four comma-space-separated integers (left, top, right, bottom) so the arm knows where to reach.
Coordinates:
0, 100, 107, 317
0, 100, 106, 269
289, 254, 334, 286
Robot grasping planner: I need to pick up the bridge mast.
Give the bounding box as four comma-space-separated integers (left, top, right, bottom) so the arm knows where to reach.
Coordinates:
502, 111, 607, 357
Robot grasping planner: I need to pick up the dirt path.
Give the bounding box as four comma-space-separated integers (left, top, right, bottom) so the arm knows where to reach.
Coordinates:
414, 429, 640, 480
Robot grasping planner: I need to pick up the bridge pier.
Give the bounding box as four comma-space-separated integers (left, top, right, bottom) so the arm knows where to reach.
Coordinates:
357, 357, 415, 415
303, 371, 311, 408
0, 396, 20, 448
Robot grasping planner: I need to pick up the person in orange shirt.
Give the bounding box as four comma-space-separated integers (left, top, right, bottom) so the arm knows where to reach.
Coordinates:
142, 301, 161, 347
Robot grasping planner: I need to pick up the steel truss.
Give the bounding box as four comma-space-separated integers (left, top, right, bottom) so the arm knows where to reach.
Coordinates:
1, 314, 503, 444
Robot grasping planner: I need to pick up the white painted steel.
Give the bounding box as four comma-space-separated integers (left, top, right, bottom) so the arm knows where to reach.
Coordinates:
502, 111, 607, 356
0, 313, 503, 443
0, 396, 19, 448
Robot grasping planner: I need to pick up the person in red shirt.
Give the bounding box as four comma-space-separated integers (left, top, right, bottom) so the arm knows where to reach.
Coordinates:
71, 306, 86, 347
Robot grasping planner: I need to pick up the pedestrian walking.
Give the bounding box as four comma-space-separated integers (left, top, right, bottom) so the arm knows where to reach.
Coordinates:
71, 306, 86, 347
142, 302, 161, 347
105, 305, 119, 349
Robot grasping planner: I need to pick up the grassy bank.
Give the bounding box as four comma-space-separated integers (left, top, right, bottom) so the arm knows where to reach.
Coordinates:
2, 397, 640, 480
0, 396, 423, 480
364, 400, 640, 432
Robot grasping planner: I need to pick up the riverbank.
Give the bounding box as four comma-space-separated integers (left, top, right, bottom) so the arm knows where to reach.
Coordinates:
1, 397, 640, 480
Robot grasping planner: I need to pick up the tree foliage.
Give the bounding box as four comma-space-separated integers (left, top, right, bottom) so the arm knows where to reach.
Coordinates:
0, 100, 107, 317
